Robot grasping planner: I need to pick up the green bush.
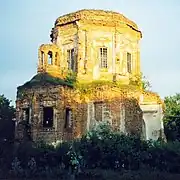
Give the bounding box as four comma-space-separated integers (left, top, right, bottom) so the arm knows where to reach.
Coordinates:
1, 122, 180, 178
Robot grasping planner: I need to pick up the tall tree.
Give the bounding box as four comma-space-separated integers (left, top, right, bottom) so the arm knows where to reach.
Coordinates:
0, 94, 15, 140
163, 93, 180, 141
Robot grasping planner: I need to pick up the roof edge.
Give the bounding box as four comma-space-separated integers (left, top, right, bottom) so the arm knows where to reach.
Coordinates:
55, 9, 140, 32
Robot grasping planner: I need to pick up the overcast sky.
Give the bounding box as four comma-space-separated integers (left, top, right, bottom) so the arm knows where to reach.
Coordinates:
1, 0, 180, 104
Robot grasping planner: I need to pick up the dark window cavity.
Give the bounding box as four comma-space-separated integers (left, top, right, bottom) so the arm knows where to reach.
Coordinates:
65, 108, 72, 128
67, 49, 75, 71
43, 107, 53, 128
22, 108, 30, 123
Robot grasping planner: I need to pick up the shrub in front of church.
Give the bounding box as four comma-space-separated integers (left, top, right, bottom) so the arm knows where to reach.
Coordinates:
1, 123, 180, 178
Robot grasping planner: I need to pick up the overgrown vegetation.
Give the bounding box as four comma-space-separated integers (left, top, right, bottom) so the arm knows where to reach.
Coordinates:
1, 122, 180, 179
75, 80, 140, 95
2, 80, 180, 179
18, 72, 145, 92
0, 94, 15, 141
129, 73, 151, 91
163, 93, 180, 142
17, 72, 75, 91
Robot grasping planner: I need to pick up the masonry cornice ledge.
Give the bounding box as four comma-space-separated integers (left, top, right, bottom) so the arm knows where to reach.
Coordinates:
55, 9, 142, 37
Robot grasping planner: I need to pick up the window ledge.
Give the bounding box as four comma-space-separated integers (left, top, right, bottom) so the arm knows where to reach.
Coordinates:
100, 68, 108, 72
42, 127, 55, 132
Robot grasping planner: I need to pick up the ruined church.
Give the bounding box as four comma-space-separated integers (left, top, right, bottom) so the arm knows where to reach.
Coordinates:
15, 9, 164, 143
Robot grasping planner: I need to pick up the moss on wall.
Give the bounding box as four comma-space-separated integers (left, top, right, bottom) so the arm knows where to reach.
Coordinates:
17, 73, 73, 91
15, 72, 163, 142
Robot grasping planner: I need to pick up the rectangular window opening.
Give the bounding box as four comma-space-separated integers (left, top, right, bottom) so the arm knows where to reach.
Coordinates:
94, 102, 103, 121
65, 108, 72, 129
43, 107, 53, 128
127, 52, 132, 73
67, 49, 75, 71
100, 47, 108, 68
22, 108, 30, 123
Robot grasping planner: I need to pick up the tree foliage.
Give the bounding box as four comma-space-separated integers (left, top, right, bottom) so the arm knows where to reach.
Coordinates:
0, 94, 15, 121
0, 94, 15, 140
129, 73, 151, 90
163, 93, 180, 141
142, 75, 151, 91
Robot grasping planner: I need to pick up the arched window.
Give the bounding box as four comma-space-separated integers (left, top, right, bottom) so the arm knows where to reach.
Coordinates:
48, 51, 53, 65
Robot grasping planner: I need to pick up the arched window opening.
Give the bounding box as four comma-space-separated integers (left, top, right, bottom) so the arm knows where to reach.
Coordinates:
41, 51, 45, 65
48, 51, 53, 65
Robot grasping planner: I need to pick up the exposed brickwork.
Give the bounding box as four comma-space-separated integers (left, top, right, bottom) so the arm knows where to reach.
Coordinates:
15, 85, 150, 143
15, 9, 164, 143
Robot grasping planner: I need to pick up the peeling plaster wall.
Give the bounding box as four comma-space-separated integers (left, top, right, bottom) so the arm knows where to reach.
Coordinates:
15, 10, 164, 143
140, 104, 164, 140
50, 18, 141, 83
16, 85, 164, 143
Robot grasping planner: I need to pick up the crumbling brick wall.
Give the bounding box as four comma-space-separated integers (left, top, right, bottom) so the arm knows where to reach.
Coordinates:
16, 84, 147, 143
